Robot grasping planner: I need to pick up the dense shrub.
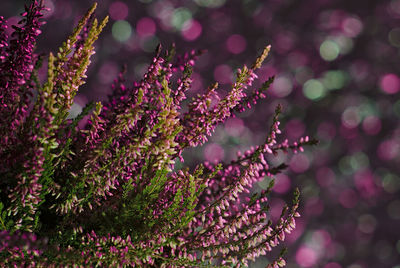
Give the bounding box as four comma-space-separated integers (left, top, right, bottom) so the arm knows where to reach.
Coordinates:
0, 1, 316, 266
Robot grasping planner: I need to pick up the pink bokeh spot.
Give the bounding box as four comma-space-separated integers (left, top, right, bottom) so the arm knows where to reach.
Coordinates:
204, 143, 224, 163
272, 174, 291, 194
296, 246, 318, 267
290, 154, 310, 173
98, 62, 118, 85
342, 17, 363, 37
225, 118, 245, 137
226, 34, 247, 54
214, 64, 233, 84
377, 139, 400, 160
379, 73, 400, 94
275, 32, 295, 53
270, 75, 293, 98
362, 115, 381, 135
136, 17, 156, 37
182, 20, 202, 41
109, 1, 129, 21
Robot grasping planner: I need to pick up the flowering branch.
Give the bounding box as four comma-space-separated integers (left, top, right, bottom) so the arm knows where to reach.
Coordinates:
0, 1, 317, 267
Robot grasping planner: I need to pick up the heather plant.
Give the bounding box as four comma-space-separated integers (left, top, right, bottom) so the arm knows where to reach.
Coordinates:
0, 1, 317, 267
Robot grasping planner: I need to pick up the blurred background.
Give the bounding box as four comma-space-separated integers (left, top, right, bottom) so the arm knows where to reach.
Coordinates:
1, 0, 400, 267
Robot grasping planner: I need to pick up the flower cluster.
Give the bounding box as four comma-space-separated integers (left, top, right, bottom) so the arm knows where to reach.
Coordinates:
0, 1, 317, 267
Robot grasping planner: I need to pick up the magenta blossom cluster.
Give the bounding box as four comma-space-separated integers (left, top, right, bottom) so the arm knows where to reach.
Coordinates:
0, 1, 317, 267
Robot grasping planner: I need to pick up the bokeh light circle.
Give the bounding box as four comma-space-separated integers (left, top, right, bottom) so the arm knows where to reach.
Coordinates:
109, 1, 129, 21
320, 40, 340, 61
136, 17, 156, 37
271, 75, 293, 98
226, 34, 247, 54
112, 20, 132, 42
296, 246, 318, 267
341, 107, 361, 129
171, 7, 192, 31
379, 73, 400, 94
182, 19, 202, 41
342, 17, 363, 37
303, 79, 326, 100
362, 116, 381, 135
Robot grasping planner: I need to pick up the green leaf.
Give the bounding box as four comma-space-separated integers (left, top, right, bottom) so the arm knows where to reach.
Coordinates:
0, 202, 11, 231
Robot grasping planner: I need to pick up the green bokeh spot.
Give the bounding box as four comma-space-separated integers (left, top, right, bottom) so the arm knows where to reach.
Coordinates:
382, 173, 400, 193
171, 8, 192, 30
303, 79, 326, 101
322, 70, 348, 90
112, 20, 132, 42
320, 40, 340, 61
349, 152, 369, 171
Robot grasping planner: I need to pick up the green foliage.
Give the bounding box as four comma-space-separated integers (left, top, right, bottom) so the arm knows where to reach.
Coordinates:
0, 202, 13, 230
